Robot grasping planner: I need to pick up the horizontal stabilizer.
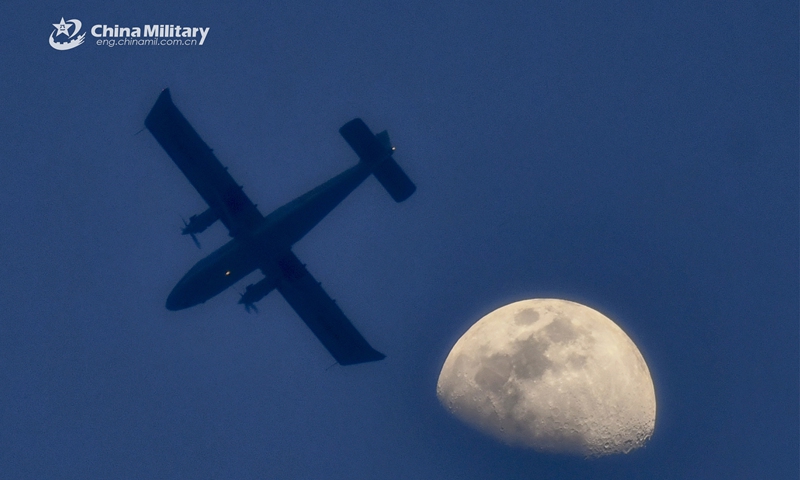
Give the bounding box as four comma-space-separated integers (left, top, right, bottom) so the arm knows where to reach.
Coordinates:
373, 157, 416, 202
340, 118, 416, 203
339, 118, 390, 164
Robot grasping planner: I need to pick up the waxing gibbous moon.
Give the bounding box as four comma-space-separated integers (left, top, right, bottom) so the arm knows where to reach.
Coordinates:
437, 299, 655, 456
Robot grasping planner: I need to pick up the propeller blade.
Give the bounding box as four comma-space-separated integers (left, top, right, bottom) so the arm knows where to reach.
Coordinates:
244, 303, 257, 314
179, 215, 201, 248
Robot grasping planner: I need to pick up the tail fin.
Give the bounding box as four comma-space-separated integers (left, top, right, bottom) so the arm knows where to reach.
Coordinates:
339, 118, 416, 202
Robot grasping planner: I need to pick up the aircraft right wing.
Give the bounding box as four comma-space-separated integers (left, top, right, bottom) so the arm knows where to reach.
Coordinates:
145, 89, 264, 237
272, 251, 385, 366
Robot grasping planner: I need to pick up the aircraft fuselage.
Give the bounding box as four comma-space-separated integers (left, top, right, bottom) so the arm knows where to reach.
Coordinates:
166, 162, 372, 310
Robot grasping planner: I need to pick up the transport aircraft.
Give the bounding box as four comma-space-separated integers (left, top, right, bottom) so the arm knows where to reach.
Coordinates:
145, 89, 415, 365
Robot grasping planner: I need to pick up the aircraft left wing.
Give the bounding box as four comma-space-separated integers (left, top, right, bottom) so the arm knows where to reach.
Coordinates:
145, 89, 263, 237
273, 251, 385, 366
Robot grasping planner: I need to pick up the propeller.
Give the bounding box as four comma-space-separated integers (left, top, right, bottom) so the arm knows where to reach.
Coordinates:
238, 289, 258, 314
180, 216, 201, 249
243, 302, 258, 314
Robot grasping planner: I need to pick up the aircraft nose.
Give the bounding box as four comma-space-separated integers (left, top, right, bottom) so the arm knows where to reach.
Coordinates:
165, 291, 181, 311
165, 288, 191, 311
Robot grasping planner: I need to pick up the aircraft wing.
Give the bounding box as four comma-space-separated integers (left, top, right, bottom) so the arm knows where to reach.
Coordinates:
273, 251, 385, 366
145, 89, 263, 237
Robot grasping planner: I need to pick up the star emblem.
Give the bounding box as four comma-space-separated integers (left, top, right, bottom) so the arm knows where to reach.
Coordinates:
52, 18, 71, 37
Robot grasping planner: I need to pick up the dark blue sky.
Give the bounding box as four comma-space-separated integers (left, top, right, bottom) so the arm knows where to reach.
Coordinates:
2, 2, 797, 478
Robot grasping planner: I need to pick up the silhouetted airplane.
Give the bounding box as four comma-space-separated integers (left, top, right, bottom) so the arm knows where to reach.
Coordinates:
145, 89, 415, 365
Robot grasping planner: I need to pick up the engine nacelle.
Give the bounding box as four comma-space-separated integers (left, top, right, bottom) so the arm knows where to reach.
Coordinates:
238, 276, 278, 308
182, 208, 218, 235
